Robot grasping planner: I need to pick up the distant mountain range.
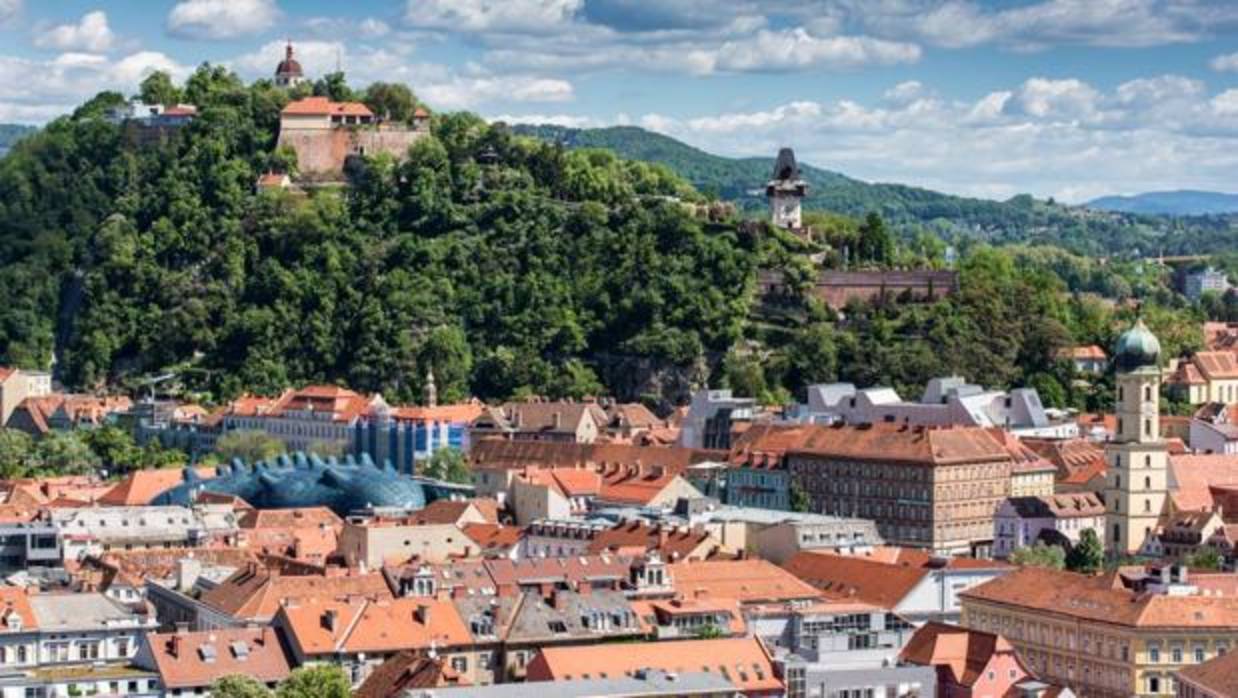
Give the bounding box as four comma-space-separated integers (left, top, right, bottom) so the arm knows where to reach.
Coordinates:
510, 124, 1238, 256
1086, 190, 1238, 216
0, 124, 35, 157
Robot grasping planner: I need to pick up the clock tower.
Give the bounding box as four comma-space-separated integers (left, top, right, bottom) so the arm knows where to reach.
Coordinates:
1104, 318, 1169, 556
766, 147, 807, 232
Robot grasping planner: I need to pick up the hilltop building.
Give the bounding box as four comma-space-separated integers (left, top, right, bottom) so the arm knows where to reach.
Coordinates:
1104, 319, 1171, 555
767, 147, 807, 232
274, 42, 306, 87
273, 45, 431, 180
1184, 267, 1231, 301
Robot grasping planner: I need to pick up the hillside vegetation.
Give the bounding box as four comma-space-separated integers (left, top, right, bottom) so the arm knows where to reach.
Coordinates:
512, 124, 1238, 258
0, 67, 1224, 411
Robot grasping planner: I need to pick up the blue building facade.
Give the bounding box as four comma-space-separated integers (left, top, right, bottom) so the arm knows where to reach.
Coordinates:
725, 466, 791, 510
351, 413, 469, 475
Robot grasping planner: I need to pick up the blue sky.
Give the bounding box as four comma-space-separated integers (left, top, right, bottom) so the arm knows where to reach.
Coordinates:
3, 0, 1238, 202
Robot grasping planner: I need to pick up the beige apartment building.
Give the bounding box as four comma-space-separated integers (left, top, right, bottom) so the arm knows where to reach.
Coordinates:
961, 566, 1238, 698
786, 422, 1014, 555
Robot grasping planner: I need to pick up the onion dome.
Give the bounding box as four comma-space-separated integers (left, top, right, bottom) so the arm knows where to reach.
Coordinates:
1114, 318, 1161, 371
275, 42, 303, 79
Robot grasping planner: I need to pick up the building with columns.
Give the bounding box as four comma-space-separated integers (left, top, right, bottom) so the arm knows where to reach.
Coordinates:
1104, 319, 1171, 556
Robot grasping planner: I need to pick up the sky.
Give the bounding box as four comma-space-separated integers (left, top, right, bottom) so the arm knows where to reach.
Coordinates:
2, 1, 1238, 203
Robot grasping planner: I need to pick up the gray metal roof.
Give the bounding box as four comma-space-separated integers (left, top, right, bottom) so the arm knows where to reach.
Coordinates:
420, 670, 737, 697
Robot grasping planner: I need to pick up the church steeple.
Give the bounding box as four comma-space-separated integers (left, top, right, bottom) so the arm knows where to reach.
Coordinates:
275, 41, 306, 87
1104, 318, 1169, 556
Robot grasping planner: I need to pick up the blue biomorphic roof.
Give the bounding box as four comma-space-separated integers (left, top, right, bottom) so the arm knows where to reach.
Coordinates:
151, 452, 470, 515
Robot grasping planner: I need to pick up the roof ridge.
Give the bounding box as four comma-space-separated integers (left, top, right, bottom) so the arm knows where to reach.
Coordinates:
336, 599, 370, 653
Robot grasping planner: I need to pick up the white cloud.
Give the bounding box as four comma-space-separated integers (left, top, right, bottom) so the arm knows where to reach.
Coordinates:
1211, 52, 1238, 72
487, 112, 601, 128
0, 50, 191, 123
34, 11, 115, 53
713, 28, 920, 72
624, 74, 1238, 203
423, 75, 573, 109
358, 18, 391, 38
404, 0, 582, 33
1016, 77, 1102, 120
231, 39, 572, 111
884, 80, 925, 103
850, 0, 1238, 50
167, 0, 279, 40
0, 0, 19, 24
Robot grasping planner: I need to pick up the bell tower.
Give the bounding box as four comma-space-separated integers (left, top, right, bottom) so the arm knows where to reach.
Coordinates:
1104, 318, 1169, 556
766, 147, 807, 232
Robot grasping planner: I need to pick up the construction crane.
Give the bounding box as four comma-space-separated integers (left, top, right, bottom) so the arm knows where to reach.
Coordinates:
140, 373, 177, 403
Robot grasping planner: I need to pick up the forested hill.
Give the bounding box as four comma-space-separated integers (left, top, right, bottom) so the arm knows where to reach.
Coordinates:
0, 69, 760, 406
1087, 190, 1238, 216
0, 125, 35, 157
511, 124, 1238, 257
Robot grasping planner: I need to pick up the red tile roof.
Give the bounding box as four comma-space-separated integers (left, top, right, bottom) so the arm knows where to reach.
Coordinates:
961, 566, 1238, 628
99, 467, 215, 506
1059, 345, 1107, 360
900, 621, 1026, 688
1170, 454, 1238, 511
528, 637, 782, 693
587, 521, 719, 561
789, 423, 1011, 466
1194, 351, 1238, 380
355, 653, 466, 698
278, 598, 471, 656
199, 565, 392, 622
141, 627, 290, 689
1177, 647, 1238, 696
670, 558, 822, 605
281, 96, 374, 117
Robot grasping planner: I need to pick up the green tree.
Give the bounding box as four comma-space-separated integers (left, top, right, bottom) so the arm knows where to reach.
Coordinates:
1065, 528, 1104, 574
857, 212, 893, 266
36, 431, 100, 474
276, 665, 351, 698
418, 326, 473, 404
214, 430, 285, 464
0, 429, 40, 479
86, 426, 140, 473
138, 71, 183, 106
420, 447, 471, 484
789, 484, 812, 513
313, 72, 354, 103
137, 441, 187, 469
363, 82, 416, 123
210, 675, 273, 698
1185, 548, 1223, 571
1009, 542, 1066, 570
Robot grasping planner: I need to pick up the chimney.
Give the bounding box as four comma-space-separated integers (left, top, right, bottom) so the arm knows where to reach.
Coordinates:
322, 609, 338, 632
177, 557, 203, 593
168, 635, 182, 659
552, 412, 562, 430
416, 603, 431, 625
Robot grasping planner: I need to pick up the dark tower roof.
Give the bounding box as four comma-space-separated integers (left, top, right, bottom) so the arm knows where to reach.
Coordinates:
1114, 318, 1162, 372
275, 42, 303, 79
772, 147, 800, 181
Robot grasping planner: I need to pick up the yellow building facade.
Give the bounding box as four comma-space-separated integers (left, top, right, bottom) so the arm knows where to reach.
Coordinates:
961, 567, 1238, 698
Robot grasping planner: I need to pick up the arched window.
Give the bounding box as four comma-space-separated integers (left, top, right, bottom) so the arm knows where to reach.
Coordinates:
1144, 385, 1152, 402
1145, 476, 1151, 489
1144, 499, 1151, 513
